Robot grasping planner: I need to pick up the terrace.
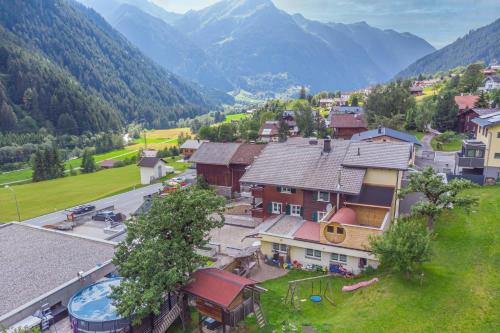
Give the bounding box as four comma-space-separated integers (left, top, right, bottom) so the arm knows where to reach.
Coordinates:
456, 139, 486, 169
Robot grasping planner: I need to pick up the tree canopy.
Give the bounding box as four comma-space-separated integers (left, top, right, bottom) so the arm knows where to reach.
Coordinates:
111, 187, 225, 322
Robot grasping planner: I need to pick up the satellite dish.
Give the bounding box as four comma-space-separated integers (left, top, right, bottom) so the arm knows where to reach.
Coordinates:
326, 203, 333, 211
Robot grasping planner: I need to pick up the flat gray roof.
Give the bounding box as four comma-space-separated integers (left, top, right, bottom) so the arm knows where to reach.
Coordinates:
0, 223, 115, 317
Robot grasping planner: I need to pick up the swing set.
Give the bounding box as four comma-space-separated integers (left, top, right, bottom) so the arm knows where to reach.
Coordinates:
284, 274, 336, 310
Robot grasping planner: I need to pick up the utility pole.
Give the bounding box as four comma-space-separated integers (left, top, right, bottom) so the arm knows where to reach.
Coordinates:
4, 185, 21, 221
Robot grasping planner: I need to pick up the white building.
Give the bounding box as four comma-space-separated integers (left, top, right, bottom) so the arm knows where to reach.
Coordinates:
480, 75, 500, 92
138, 157, 173, 184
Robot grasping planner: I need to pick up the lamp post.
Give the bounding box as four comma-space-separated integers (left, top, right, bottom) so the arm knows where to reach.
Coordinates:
4, 185, 21, 222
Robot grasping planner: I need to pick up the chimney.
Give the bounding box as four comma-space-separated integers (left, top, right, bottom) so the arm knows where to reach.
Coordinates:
378, 125, 382, 134
357, 147, 361, 156
324, 136, 331, 153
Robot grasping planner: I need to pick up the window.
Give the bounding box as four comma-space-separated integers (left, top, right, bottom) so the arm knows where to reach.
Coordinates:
317, 211, 327, 222
290, 204, 302, 216
317, 191, 330, 202
281, 186, 292, 193
326, 225, 334, 233
336, 227, 345, 234
306, 248, 321, 259
272, 202, 282, 214
331, 252, 347, 263
272, 243, 288, 253
495, 153, 500, 159
466, 149, 476, 157
497, 132, 500, 138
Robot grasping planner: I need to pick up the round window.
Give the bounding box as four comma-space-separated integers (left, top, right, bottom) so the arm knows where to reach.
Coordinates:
323, 221, 346, 244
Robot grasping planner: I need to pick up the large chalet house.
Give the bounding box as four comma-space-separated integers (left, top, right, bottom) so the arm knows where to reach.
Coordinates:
456, 111, 500, 184
240, 137, 412, 274
330, 113, 368, 139
258, 121, 280, 142
480, 75, 500, 92
457, 108, 498, 134
190, 142, 265, 196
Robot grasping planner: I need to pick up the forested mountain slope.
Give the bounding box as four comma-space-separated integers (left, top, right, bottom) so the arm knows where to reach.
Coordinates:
0, 0, 213, 129
398, 18, 500, 77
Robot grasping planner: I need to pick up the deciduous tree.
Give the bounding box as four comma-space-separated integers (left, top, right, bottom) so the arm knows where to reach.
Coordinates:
111, 187, 225, 322
399, 167, 478, 230
369, 218, 432, 279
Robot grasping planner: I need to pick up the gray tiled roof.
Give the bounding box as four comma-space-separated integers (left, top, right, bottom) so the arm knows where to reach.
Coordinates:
240, 139, 367, 194
180, 139, 207, 150
351, 127, 421, 145
0, 224, 115, 317
342, 141, 411, 170
189, 142, 241, 166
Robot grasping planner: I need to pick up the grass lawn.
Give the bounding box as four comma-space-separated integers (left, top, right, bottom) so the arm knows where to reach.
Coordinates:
406, 130, 426, 141
245, 186, 499, 332
0, 164, 143, 222
225, 113, 249, 123
431, 133, 464, 151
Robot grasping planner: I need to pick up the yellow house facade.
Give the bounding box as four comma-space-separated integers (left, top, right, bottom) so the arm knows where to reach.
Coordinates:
472, 112, 500, 182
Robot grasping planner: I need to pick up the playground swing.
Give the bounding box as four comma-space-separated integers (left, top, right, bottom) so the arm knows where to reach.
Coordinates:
284, 274, 336, 310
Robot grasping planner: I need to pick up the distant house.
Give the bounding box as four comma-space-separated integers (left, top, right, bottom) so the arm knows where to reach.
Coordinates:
138, 157, 172, 185
329, 106, 364, 115
458, 108, 499, 134
258, 121, 280, 142
454, 95, 479, 112
100, 159, 119, 169
409, 86, 423, 96
351, 127, 421, 163
330, 114, 367, 139
319, 98, 335, 108
480, 75, 500, 92
180, 139, 208, 159
189, 142, 265, 196
141, 149, 158, 158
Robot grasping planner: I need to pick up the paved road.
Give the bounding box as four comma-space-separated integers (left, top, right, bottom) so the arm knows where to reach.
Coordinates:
416, 129, 456, 173
23, 168, 196, 227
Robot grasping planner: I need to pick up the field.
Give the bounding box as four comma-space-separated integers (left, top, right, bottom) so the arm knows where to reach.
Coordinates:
415, 85, 440, 102
0, 128, 190, 185
245, 186, 500, 332
0, 155, 190, 222
225, 113, 249, 123
0, 164, 141, 222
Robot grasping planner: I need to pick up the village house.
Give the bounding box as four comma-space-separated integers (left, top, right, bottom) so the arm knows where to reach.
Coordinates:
189, 142, 266, 196
330, 113, 367, 139
480, 75, 500, 92
258, 121, 280, 142
319, 98, 335, 108
330, 106, 364, 114
409, 86, 423, 96
351, 127, 421, 163
138, 157, 172, 185
99, 159, 119, 169
457, 108, 499, 134
180, 139, 208, 159
456, 111, 500, 184
454, 95, 479, 113
240, 137, 412, 274
282, 110, 300, 136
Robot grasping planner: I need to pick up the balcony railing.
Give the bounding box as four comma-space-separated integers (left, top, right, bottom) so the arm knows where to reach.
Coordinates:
455, 152, 485, 168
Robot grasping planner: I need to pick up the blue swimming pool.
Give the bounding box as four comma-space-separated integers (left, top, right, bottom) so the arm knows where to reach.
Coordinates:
68, 278, 130, 332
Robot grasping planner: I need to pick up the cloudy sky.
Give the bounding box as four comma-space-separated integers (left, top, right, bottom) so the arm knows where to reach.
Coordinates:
152, 0, 500, 49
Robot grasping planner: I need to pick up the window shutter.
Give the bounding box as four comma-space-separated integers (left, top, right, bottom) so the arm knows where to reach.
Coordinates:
285, 204, 291, 215
300, 207, 304, 217
312, 211, 318, 222
276, 186, 281, 193
312, 191, 318, 201
291, 188, 296, 194
267, 202, 272, 213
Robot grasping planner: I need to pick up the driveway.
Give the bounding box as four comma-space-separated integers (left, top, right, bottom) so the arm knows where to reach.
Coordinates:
416, 129, 455, 173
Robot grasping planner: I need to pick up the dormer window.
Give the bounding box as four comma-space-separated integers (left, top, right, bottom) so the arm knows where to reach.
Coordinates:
277, 186, 295, 194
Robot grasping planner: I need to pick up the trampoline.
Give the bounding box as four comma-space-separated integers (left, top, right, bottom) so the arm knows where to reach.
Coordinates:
68, 278, 130, 333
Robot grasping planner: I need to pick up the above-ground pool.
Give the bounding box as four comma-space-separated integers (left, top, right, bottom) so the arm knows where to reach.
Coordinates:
68, 278, 130, 332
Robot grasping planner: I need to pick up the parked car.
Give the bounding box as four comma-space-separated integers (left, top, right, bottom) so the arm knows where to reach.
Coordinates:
91, 211, 116, 221
69, 204, 96, 215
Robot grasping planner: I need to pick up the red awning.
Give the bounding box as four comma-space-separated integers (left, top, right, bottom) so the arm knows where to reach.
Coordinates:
181, 268, 257, 309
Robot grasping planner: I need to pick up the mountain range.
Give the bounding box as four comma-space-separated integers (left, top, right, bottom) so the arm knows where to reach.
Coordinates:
0, 0, 216, 133
79, 0, 436, 94
398, 18, 500, 77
